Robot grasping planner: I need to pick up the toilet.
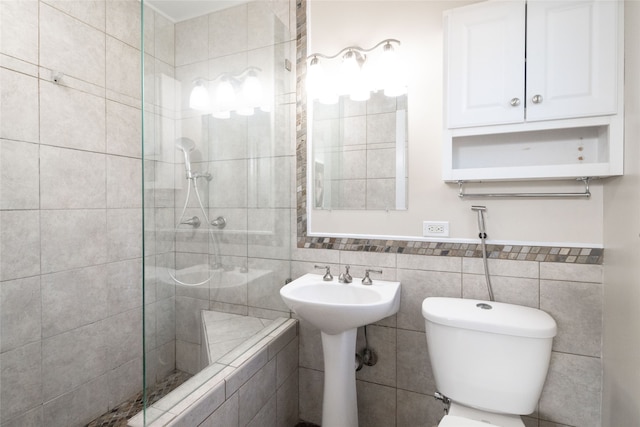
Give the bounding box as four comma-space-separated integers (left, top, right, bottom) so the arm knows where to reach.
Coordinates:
422, 297, 557, 427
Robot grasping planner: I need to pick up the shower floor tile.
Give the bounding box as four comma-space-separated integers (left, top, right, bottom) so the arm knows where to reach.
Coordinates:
85, 370, 191, 427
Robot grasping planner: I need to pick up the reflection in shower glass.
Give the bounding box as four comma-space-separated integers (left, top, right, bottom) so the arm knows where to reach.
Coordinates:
142, 0, 294, 424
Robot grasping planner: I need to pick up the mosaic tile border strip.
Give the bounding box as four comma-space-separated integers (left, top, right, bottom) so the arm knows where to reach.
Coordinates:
299, 238, 603, 264
294, 0, 602, 266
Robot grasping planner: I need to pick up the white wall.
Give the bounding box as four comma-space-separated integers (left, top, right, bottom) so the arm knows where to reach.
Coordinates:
308, 0, 605, 247
602, 1, 640, 424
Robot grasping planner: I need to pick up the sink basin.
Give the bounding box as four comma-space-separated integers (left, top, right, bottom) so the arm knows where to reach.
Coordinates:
280, 272, 401, 427
280, 273, 401, 335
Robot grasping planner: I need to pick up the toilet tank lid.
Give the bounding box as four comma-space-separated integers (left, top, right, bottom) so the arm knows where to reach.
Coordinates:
422, 297, 557, 338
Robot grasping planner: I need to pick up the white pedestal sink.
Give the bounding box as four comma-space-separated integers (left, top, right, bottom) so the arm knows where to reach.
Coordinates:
280, 273, 401, 427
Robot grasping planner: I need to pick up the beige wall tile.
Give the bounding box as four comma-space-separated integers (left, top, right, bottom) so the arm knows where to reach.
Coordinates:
107, 258, 143, 315
40, 209, 107, 274
107, 155, 142, 208
40, 145, 106, 209
0, 69, 39, 143
463, 257, 539, 278
298, 367, 323, 425
463, 274, 539, 308
0, 140, 39, 210
40, 81, 106, 152
106, 35, 142, 100
355, 381, 396, 427
539, 352, 601, 427
355, 324, 396, 387
106, 0, 141, 49
40, 3, 106, 86
106, 100, 142, 158
0, 0, 38, 63
176, 15, 209, 66
396, 268, 461, 332
208, 5, 248, 59
41, 321, 109, 401
200, 392, 239, 427
541, 262, 603, 283
41, 265, 109, 338
276, 368, 299, 427
541, 280, 602, 357
0, 277, 41, 353
42, 374, 109, 427
43, 0, 106, 31
0, 342, 41, 423
0, 210, 40, 281
396, 328, 433, 395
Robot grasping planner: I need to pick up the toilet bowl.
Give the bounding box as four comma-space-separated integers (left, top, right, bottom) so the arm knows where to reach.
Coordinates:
422, 297, 557, 427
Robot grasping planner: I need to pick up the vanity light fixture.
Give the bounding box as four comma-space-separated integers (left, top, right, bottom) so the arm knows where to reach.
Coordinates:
188, 67, 265, 118
306, 38, 405, 103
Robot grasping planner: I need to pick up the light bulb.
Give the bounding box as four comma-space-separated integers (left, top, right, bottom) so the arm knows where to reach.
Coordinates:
306, 56, 325, 100
215, 79, 235, 112
242, 72, 263, 107
350, 59, 372, 101
339, 50, 361, 96
378, 42, 407, 97
189, 80, 210, 110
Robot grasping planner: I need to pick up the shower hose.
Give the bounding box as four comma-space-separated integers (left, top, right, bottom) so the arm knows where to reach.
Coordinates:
169, 175, 220, 287
473, 206, 495, 302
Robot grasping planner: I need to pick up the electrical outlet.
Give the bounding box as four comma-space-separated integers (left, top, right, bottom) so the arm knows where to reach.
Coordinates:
423, 221, 449, 237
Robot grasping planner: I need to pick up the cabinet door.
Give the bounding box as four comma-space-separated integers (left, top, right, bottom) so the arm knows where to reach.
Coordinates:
526, 0, 619, 121
445, 0, 525, 128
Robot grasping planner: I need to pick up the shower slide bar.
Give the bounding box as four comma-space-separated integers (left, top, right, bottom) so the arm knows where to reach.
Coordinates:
457, 177, 592, 199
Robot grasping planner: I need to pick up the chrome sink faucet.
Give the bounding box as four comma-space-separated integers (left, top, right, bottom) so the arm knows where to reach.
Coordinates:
362, 269, 382, 285
338, 266, 353, 284
315, 265, 333, 281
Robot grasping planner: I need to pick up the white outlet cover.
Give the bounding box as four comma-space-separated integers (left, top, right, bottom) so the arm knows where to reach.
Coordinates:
423, 221, 450, 237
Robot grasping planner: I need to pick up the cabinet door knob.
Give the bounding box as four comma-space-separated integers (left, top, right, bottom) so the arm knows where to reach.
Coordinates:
510, 98, 521, 107
532, 94, 543, 104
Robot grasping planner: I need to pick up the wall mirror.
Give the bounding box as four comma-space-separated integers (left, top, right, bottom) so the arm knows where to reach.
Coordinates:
310, 93, 408, 210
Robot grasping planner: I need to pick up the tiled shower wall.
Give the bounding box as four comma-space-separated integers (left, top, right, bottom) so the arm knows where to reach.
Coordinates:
289, 250, 603, 427
0, 1, 172, 425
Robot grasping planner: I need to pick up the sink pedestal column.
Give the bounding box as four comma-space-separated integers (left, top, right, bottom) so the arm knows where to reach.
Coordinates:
321, 329, 358, 427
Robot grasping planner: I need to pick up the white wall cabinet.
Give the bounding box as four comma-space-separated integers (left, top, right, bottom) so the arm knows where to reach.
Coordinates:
443, 0, 623, 182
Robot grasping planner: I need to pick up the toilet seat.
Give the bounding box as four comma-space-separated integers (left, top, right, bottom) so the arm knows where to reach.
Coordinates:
439, 415, 495, 426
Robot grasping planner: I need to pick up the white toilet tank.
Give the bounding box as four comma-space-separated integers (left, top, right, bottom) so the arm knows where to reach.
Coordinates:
422, 297, 557, 415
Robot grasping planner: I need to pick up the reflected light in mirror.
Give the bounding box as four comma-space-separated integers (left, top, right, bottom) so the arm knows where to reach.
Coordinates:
189, 80, 210, 110
307, 39, 406, 104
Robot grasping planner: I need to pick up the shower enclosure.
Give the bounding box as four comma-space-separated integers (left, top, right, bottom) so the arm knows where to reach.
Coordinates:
0, 0, 295, 426
141, 0, 296, 424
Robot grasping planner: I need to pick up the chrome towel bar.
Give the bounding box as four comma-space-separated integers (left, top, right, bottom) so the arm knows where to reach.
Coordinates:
457, 177, 592, 199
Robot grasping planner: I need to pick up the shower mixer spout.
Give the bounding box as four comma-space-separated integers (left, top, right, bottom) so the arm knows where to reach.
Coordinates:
180, 216, 201, 228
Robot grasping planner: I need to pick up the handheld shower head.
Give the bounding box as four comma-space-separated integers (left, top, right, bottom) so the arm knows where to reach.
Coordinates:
471, 205, 487, 238
176, 138, 196, 178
